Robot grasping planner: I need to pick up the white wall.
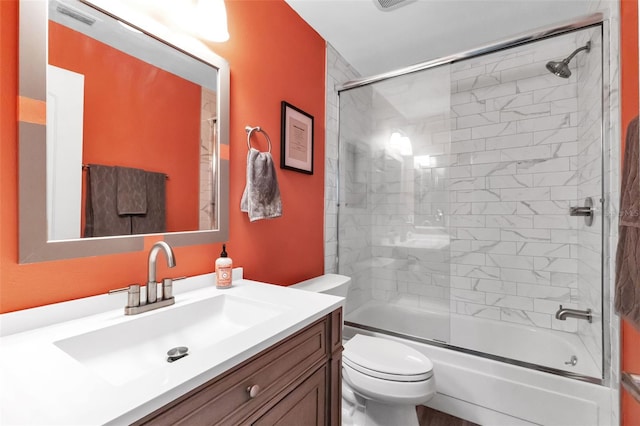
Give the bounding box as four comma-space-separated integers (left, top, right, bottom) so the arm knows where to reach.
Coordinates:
46, 65, 84, 241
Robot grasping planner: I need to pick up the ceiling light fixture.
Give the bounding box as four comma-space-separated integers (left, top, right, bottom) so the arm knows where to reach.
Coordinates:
91, 0, 230, 42
195, 0, 230, 42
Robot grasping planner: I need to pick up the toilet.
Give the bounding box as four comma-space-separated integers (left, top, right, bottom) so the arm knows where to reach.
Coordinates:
291, 274, 436, 426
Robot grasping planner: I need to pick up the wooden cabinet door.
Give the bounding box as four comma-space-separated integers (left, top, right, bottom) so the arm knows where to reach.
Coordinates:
134, 311, 341, 426
135, 318, 328, 426
251, 365, 327, 426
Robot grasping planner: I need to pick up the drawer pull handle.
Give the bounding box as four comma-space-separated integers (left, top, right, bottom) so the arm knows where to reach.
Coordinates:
246, 384, 260, 398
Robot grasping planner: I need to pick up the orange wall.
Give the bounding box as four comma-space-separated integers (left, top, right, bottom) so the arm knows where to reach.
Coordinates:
3, 0, 640, 420
49, 21, 200, 233
621, 0, 640, 424
0, 0, 326, 313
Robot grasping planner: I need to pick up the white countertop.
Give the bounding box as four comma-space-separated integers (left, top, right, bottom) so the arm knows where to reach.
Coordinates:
0, 271, 342, 425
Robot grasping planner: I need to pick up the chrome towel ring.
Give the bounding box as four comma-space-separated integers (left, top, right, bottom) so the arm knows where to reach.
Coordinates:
245, 126, 272, 153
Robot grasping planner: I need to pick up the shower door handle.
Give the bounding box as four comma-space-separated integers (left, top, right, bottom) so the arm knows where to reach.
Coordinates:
569, 197, 594, 226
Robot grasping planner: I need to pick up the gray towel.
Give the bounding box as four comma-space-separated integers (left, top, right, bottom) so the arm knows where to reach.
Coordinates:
615, 116, 640, 329
84, 164, 131, 237
116, 166, 147, 215
132, 171, 166, 234
240, 148, 282, 221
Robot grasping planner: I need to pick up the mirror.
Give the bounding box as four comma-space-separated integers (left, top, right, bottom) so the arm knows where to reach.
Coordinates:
18, 0, 230, 263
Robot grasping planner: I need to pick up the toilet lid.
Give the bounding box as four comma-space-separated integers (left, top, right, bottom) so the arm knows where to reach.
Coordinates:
343, 334, 433, 382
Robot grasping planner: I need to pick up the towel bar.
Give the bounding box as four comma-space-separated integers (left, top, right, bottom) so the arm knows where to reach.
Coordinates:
82, 164, 169, 179
245, 126, 272, 153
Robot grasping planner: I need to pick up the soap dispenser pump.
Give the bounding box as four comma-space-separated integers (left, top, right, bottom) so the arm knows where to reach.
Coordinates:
215, 244, 233, 289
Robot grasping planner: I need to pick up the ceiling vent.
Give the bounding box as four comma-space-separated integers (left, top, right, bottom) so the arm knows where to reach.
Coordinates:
374, 0, 415, 11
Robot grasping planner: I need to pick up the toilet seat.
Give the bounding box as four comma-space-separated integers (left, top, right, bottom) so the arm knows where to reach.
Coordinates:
343, 334, 433, 382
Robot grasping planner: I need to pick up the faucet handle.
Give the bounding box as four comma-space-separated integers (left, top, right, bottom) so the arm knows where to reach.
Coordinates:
161, 278, 173, 300
109, 284, 141, 308
160, 276, 186, 300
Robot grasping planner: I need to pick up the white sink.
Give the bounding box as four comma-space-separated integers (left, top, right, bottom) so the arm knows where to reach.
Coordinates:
54, 294, 285, 386
1, 276, 344, 425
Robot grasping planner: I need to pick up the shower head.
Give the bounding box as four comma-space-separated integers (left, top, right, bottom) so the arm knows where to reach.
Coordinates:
545, 41, 591, 78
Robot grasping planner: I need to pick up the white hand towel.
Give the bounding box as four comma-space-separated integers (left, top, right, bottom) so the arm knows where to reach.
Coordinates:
240, 148, 282, 221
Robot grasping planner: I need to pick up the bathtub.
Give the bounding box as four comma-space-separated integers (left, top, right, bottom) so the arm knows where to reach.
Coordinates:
344, 301, 613, 426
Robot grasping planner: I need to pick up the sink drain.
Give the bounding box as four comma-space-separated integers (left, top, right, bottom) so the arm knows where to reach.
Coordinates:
167, 346, 189, 363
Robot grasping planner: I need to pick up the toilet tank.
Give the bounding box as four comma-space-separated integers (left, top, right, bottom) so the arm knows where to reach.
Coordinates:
290, 274, 351, 298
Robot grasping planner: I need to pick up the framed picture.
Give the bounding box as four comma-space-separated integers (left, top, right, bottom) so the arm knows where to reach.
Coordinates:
280, 101, 314, 174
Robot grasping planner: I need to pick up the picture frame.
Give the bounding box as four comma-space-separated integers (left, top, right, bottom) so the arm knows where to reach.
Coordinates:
280, 101, 314, 174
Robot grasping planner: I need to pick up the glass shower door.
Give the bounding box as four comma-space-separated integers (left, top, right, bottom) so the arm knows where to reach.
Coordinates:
337, 26, 604, 380
443, 27, 604, 378
338, 64, 453, 344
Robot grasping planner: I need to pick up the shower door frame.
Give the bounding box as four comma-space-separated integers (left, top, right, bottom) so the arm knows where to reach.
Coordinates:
335, 13, 615, 387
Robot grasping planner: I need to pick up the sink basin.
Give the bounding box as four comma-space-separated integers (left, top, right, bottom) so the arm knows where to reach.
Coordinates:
54, 294, 286, 386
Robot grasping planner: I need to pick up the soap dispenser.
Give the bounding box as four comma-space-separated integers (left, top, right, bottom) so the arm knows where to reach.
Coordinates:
215, 244, 233, 289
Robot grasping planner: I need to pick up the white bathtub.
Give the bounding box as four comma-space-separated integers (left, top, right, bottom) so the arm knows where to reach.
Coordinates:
346, 300, 600, 377
345, 301, 613, 426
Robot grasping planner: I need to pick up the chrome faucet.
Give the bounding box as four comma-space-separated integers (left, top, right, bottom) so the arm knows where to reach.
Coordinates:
147, 241, 176, 303
109, 241, 177, 315
555, 305, 592, 323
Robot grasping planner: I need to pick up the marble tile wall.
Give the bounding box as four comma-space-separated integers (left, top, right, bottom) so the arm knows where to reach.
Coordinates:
325, 45, 373, 312
445, 32, 594, 334
365, 69, 453, 314
325, 45, 360, 275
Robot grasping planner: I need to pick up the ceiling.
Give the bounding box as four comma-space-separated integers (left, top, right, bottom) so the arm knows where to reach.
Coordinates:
284, 0, 596, 78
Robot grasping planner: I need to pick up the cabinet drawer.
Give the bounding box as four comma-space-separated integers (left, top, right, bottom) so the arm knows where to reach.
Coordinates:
250, 365, 327, 426
137, 317, 328, 426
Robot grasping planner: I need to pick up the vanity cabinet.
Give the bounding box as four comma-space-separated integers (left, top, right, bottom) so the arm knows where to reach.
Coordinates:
134, 308, 342, 426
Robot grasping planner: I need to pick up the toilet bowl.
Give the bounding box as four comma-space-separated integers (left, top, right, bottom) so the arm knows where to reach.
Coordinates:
291, 274, 436, 426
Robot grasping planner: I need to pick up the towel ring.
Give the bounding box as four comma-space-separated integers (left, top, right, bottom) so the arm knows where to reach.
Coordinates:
245, 126, 272, 153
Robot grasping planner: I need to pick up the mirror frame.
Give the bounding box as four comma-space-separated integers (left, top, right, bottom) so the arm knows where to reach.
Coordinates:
18, 0, 230, 263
